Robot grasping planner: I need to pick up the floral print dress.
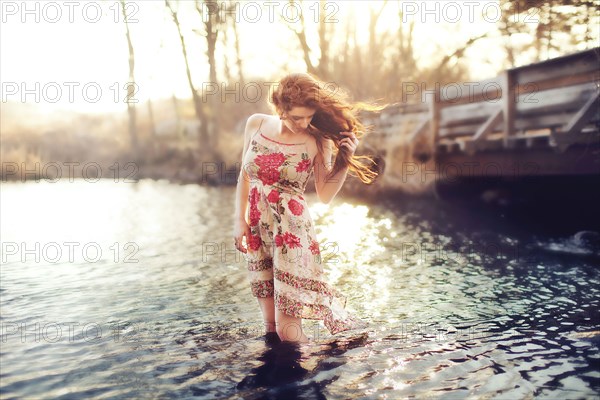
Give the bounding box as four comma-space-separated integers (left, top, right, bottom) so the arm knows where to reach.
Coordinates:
241, 121, 363, 335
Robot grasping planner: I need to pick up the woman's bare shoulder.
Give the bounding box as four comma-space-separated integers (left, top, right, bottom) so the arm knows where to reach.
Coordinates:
243, 113, 272, 139
246, 113, 271, 126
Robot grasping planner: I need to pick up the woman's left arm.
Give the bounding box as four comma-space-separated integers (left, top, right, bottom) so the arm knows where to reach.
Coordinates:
314, 131, 359, 204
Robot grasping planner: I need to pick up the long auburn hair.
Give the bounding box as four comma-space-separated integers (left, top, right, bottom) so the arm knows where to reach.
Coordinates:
269, 73, 386, 184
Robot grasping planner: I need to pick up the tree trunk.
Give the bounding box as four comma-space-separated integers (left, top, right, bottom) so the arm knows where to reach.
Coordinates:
195, 0, 220, 155
317, 0, 330, 80
172, 94, 183, 139
231, 7, 245, 86
366, 1, 387, 98
121, 0, 138, 161
165, 0, 209, 150
147, 98, 157, 139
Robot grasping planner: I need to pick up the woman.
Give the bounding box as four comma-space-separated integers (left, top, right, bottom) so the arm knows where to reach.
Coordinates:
233, 72, 383, 343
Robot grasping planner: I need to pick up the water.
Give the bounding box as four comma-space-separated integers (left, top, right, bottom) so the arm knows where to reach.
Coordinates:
1, 179, 598, 399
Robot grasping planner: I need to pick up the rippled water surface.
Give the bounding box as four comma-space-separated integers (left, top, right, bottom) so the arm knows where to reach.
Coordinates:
1, 180, 599, 399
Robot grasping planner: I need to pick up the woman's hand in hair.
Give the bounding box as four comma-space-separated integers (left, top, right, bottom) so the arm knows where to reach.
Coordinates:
338, 131, 359, 156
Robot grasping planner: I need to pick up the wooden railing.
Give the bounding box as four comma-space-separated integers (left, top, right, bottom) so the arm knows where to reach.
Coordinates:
363, 47, 600, 159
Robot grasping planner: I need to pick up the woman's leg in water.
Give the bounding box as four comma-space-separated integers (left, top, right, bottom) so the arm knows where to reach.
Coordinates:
257, 297, 276, 333
276, 308, 309, 343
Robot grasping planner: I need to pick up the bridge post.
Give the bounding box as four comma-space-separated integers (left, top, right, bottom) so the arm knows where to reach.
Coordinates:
428, 87, 440, 158
501, 69, 516, 148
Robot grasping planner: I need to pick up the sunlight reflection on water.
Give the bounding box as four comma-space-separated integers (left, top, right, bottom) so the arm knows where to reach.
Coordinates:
1, 180, 598, 399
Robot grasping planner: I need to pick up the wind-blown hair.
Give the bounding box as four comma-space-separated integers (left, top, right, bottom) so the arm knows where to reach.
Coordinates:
269, 73, 385, 184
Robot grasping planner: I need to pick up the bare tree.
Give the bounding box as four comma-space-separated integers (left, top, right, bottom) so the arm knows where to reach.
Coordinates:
434, 33, 488, 74
194, 0, 227, 153
165, 0, 209, 149
364, 1, 389, 98
121, 0, 138, 160
278, 0, 333, 79
230, 6, 246, 86
146, 38, 165, 144
222, 24, 232, 84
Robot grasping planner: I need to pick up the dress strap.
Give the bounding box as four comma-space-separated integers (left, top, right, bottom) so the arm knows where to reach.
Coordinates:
250, 118, 265, 141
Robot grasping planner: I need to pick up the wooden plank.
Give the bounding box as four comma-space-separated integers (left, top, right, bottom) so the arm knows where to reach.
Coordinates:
439, 100, 501, 127
515, 70, 600, 94
422, 107, 597, 134
515, 113, 592, 131
510, 132, 552, 139
371, 48, 600, 161
437, 111, 599, 138
437, 84, 598, 132
561, 91, 600, 136
464, 108, 504, 155
473, 108, 503, 142
516, 82, 598, 115
438, 77, 503, 105
440, 124, 496, 138
514, 50, 600, 85
435, 49, 599, 107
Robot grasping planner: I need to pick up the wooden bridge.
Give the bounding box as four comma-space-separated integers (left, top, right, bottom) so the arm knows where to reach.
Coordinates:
361, 47, 600, 192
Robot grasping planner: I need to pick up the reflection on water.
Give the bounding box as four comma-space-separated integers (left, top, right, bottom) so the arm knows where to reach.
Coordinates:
1, 179, 598, 399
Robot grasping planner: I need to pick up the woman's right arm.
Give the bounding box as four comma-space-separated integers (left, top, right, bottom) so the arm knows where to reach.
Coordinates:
233, 114, 261, 253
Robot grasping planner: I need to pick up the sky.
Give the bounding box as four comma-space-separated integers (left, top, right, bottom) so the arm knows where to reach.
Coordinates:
0, 0, 580, 115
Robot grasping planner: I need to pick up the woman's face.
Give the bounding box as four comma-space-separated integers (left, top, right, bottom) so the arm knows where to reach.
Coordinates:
282, 106, 316, 135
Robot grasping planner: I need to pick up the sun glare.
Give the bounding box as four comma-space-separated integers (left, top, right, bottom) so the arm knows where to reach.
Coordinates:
2, 0, 592, 116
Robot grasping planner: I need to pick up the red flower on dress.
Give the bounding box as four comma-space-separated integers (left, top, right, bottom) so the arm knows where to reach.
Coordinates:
283, 232, 301, 249
249, 187, 259, 206
249, 206, 261, 227
248, 234, 261, 251
248, 187, 261, 226
255, 153, 286, 186
255, 152, 286, 169
295, 158, 311, 173
309, 240, 320, 255
267, 189, 280, 203
274, 234, 284, 247
287, 199, 304, 216
257, 168, 280, 186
